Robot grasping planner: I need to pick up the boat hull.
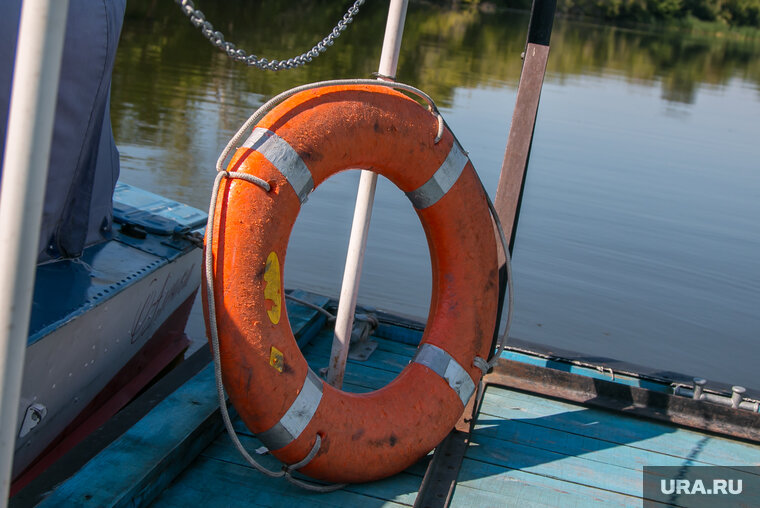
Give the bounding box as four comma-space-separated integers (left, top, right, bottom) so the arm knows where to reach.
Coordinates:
11, 182, 207, 485
13, 248, 201, 479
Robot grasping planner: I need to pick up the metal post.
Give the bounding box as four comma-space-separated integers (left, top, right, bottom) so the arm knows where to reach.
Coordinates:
326, 0, 409, 388
731, 386, 746, 409
692, 378, 706, 400
0, 0, 69, 502
489, 0, 555, 354
493, 0, 556, 252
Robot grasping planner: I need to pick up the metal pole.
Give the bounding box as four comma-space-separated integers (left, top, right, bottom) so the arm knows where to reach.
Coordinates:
326, 0, 408, 388
0, 0, 69, 502
489, 0, 555, 354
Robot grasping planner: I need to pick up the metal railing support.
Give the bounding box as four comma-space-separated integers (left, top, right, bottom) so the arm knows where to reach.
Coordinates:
489, 0, 555, 354
326, 0, 409, 388
0, 1, 70, 503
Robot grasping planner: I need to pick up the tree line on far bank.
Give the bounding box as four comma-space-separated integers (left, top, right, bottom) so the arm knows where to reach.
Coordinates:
499, 0, 760, 27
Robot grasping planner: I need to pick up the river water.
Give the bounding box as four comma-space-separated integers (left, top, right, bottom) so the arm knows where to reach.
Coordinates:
112, 1, 760, 390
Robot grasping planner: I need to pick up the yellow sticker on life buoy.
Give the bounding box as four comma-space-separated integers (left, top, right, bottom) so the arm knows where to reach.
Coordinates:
263, 251, 281, 324
269, 346, 284, 372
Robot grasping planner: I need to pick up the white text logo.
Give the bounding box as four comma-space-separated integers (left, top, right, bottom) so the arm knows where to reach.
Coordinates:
661, 479, 743, 495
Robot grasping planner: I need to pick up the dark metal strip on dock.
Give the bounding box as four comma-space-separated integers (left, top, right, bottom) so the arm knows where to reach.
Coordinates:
413, 430, 470, 508
414, 382, 484, 508
487, 357, 760, 443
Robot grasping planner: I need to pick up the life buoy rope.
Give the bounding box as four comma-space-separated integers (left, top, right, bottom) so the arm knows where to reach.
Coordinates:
203, 81, 513, 487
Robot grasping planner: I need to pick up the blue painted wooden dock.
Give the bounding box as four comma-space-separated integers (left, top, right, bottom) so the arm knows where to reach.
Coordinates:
30, 292, 760, 508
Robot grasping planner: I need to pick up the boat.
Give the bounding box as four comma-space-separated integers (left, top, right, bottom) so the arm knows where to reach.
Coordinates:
0, 0, 206, 495
5, 0, 760, 506
10, 183, 206, 492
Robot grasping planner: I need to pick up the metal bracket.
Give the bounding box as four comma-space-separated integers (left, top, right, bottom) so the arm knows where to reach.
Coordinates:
347, 313, 378, 361
19, 403, 47, 438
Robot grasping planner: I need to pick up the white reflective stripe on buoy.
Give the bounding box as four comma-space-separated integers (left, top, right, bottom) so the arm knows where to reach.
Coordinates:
405, 141, 468, 209
242, 127, 314, 203
412, 343, 475, 406
256, 368, 323, 450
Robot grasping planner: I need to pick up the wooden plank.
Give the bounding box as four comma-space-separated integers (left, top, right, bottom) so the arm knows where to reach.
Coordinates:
304, 336, 412, 374
465, 433, 654, 498
10, 346, 212, 508
150, 455, 412, 508
197, 432, 424, 506
375, 321, 423, 346
472, 413, 743, 471
36, 364, 223, 508
372, 335, 419, 355
302, 327, 418, 359
452, 458, 662, 508
303, 350, 400, 392
481, 387, 760, 470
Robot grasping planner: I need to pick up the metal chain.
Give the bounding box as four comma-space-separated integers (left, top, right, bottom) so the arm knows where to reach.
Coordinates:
175, 0, 365, 71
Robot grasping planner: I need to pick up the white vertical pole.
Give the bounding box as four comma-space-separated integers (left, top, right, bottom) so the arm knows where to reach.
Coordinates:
0, 0, 69, 502
326, 0, 409, 388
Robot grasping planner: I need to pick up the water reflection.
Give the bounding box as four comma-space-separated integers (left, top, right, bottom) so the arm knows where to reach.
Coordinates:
112, 0, 760, 389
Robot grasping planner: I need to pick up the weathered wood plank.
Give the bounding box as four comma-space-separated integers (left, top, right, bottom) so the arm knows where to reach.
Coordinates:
465, 433, 651, 498
199, 432, 424, 506
371, 333, 421, 355
303, 350, 400, 392
481, 387, 760, 470
472, 413, 752, 471
150, 455, 412, 508
452, 458, 665, 508
11, 347, 213, 508
36, 364, 223, 508
374, 320, 424, 347
302, 327, 417, 357
303, 336, 411, 374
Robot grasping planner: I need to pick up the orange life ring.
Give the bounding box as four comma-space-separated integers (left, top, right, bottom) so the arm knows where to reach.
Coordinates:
206, 84, 498, 483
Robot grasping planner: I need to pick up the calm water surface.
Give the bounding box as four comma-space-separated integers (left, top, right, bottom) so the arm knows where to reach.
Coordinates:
112, 1, 760, 389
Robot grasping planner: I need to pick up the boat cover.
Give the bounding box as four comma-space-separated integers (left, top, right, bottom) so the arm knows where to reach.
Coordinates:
0, 0, 127, 262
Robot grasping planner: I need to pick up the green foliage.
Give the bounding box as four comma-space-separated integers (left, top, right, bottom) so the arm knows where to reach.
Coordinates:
648, 0, 684, 18
499, 0, 760, 26
113, 0, 760, 119
723, 0, 760, 25
683, 0, 722, 21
